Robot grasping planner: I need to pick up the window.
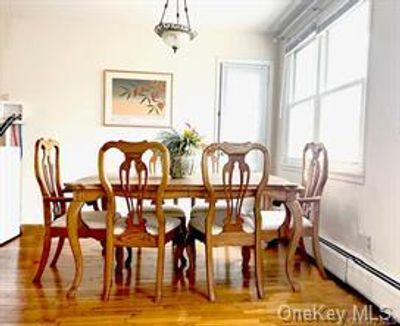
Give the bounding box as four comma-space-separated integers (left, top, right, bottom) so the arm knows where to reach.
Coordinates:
218, 60, 271, 145
283, 1, 370, 177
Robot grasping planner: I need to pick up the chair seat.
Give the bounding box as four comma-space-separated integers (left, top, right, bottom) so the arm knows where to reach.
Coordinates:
189, 199, 260, 235
51, 210, 121, 229
190, 202, 227, 235
242, 210, 313, 232
190, 202, 227, 217
191, 198, 256, 216
189, 210, 254, 235
143, 204, 186, 219
114, 214, 181, 236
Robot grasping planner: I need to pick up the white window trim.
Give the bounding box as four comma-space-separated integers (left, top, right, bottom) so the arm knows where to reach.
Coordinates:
214, 58, 274, 149
281, 0, 371, 185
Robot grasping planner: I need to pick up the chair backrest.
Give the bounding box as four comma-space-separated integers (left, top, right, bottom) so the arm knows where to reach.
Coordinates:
149, 148, 160, 175
200, 143, 219, 173
201, 142, 270, 233
98, 140, 169, 234
34, 138, 65, 219
301, 142, 328, 198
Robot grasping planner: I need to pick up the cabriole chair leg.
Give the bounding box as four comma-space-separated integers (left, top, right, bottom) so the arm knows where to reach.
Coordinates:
33, 233, 52, 283
50, 236, 65, 267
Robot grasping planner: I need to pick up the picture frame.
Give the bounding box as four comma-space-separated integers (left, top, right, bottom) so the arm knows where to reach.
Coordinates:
103, 70, 173, 128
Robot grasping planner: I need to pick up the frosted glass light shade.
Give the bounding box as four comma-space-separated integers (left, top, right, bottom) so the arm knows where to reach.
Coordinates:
155, 23, 197, 53
161, 30, 191, 52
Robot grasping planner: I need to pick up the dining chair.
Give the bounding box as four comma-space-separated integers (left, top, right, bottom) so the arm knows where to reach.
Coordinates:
33, 138, 121, 283
149, 147, 179, 205
245, 142, 328, 279
98, 140, 186, 302
147, 147, 186, 213
124, 148, 187, 268
186, 142, 271, 301
189, 142, 226, 209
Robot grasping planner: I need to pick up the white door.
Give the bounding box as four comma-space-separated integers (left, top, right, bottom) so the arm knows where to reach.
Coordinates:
217, 60, 271, 145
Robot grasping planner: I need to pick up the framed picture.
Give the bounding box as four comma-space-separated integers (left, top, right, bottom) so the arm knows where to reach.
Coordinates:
103, 70, 173, 128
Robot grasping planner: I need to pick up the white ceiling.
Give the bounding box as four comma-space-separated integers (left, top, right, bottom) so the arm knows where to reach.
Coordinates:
6, 0, 296, 33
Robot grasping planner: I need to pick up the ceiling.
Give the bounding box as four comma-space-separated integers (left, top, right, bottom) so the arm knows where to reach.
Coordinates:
5, 0, 296, 33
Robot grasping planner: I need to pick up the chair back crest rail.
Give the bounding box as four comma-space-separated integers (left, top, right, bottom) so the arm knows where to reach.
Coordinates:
98, 140, 169, 235
34, 138, 66, 222
201, 142, 271, 233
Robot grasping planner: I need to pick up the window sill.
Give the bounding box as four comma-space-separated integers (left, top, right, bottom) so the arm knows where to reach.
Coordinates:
280, 162, 365, 185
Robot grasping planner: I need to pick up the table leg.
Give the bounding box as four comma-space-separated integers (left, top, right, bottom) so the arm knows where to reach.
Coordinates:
285, 198, 303, 292
66, 199, 84, 299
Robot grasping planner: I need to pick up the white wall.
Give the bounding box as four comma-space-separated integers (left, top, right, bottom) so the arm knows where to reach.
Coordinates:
276, 0, 400, 280
0, 14, 276, 224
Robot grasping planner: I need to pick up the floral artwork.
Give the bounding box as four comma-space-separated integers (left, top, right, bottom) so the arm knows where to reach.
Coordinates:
104, 70, 173, 128
116, 80, 166, 115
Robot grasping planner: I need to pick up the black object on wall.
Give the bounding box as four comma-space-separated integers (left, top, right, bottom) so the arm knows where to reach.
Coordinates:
0, 114, 22, 137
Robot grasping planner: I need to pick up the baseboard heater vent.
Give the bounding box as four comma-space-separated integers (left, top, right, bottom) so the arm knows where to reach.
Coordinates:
304, 237, 400, 323
319, 237, 400, 291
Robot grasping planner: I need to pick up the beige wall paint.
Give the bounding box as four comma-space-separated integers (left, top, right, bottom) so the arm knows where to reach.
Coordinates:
275, 0, 400, 279
0, 15, 276, 224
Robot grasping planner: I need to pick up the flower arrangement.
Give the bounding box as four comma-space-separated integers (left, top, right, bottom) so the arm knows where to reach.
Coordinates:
159, 123, 203, 178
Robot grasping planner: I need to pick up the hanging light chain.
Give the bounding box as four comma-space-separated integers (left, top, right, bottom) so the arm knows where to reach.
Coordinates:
184, 0, 191, 29
160, 0, 192, 28
176, 0, 180, 24
159, 0, 169, 24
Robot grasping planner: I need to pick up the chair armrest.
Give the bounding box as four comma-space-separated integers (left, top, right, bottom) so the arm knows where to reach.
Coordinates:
298, 196, 321, 204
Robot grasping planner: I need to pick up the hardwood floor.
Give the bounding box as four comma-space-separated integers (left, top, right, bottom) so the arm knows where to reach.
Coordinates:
0, 226, 381, 325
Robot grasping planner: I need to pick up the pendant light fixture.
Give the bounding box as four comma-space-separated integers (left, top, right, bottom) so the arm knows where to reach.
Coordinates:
154, 0, 197, 53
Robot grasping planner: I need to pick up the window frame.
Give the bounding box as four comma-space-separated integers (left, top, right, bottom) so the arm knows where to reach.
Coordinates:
282, 0, 371, 184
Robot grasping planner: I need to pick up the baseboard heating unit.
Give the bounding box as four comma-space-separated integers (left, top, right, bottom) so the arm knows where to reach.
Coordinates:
304, 237, 400, 323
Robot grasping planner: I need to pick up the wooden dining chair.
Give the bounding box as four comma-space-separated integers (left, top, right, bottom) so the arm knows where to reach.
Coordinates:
98, 140, 186, 302
146, 147, 186, 214
124, 148, 187, 268
247, 142, 328, 279
186, 142, 271, 301
33, 138, 121, 283
189, 142, 226, 209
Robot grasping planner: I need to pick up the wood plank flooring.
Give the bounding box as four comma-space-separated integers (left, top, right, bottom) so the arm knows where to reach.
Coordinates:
0, 226, 383, 325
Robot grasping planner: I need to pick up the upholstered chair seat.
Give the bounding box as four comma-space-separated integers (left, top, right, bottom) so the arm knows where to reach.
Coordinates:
190, 201, 227, 216
243, 210, 313, 232
114, 214, 181, 236
143, 204, 186, 220
51, 211, 122, 229
189, 211, 252, 235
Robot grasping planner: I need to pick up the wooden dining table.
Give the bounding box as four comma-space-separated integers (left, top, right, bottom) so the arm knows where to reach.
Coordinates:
64, 174, 304, 298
